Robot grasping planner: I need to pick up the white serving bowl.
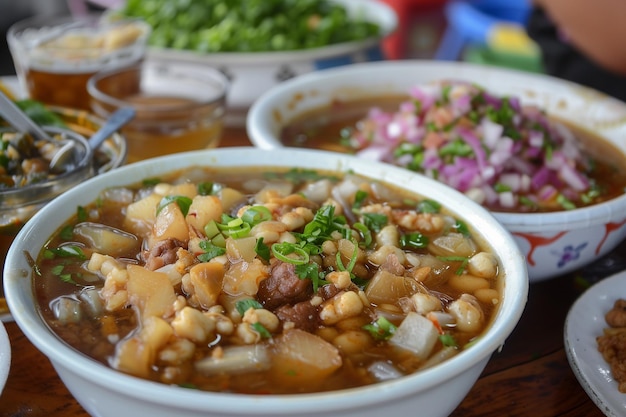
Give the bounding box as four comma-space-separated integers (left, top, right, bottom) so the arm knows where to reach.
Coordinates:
4, 148, 528, 417
144, 0, 397, 125
247, 60, 626, 282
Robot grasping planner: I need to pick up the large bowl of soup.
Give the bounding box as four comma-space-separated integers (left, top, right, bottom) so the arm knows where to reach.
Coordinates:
4, 147, 527, 417
246, 60, 626, 282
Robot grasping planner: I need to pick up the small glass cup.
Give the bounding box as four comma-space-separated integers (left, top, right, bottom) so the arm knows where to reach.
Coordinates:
87, 61, 229, 163
7, 14, 151, 110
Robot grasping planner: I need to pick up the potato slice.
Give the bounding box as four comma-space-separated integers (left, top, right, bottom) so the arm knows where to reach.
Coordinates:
270, 328, 342, 387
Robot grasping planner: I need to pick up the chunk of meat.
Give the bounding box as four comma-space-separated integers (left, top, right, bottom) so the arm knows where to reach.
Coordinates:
318, 283, 341, 301
143, 238, 187, 271
256, 261, 312, 310
606, 299, 626, 328
275, 301, 320, 332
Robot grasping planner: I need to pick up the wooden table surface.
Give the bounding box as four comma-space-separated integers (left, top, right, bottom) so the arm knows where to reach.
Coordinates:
0, 125, 615, 417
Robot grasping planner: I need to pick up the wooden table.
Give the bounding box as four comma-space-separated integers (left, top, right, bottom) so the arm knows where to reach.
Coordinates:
0, 125, 614, 416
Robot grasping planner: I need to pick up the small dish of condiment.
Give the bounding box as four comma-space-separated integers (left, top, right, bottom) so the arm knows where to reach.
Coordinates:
565, 270, 626, 417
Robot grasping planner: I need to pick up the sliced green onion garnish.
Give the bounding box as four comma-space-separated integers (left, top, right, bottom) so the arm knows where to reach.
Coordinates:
400, 232, 428, 249
241, 206, 272, 226
271, 242, 309, 265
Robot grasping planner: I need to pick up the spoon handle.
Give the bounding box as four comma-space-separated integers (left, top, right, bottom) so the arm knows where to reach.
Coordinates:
0, 91, 52, 141
89, 107, 136, 150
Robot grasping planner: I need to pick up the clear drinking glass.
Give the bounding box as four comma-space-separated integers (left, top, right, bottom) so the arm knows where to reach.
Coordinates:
87, 60, 229, 163
7, 14, 151, 110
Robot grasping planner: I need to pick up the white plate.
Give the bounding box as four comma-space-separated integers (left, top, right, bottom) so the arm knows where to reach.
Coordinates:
0, 319, 10, 394
565, 271, 626, 416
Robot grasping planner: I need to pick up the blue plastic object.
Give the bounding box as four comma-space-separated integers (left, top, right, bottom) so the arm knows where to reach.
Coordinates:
434, 0, 531, 61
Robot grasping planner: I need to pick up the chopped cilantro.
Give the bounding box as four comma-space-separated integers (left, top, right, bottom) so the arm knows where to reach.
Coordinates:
235, 299, 264, 316
156, 195, 193, 216
363, 316, 397, 341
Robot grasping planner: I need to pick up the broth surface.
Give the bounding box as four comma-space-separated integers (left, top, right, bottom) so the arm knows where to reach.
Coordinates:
35, 166, 501, 394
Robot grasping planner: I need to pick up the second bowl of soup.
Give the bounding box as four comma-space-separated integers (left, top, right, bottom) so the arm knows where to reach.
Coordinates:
247, 60, 626, 281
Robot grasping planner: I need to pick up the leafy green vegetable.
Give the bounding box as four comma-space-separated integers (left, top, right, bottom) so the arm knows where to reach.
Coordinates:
400, 232, 429, 249
439, 333, 458, 347
197, 181, 222, 196
252, 322, 272, 338
235, 299, 264, 316
14, 100, 66, 128
120, 0, 381, 53
255, 237, 270, 262
197, 240, 226, 261
44, 245, 86, 260
295, 262, 327, 292
361, 212, 387, 233
156, 195, 193, 216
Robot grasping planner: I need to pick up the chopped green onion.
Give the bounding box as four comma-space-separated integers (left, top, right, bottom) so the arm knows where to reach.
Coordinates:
272, 242, 309, 265
142, 177, 161, 187
400, 232, 428, 249
494, 183, 511, 193
363, 317, 397, 341
255, 238, 270, 262
198, 182, 221, 196
453, 220, 470, 237
557, 193, 576, 210
204, 220, 220, 239
198, 240, 226, 261
59, 225, 74, 241
241, 206, 272, 226
437, 255, 469, 275
352, 190, 368, 209
353, 222, 372, 248
252, 322, 272, 338
44, 245, 86, 260
361, 212, 387, 233
217, 217, 251, 238
77, 206, 88, 222
417, 200, 441, 213
440, 333, 458, 347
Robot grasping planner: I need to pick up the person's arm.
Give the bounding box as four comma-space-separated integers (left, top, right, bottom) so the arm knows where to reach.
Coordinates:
533, 0, 626, 75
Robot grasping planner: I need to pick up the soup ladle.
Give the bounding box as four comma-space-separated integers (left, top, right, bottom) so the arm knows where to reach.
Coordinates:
48, 106, 135, 173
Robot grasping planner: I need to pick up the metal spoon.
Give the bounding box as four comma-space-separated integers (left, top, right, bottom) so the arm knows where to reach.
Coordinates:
49, 107, 136, 172
0, 90, 52, 142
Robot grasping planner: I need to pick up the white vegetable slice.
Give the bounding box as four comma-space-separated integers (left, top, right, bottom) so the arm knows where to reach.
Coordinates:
389, 312, 439, 360
195, 345, 270, 375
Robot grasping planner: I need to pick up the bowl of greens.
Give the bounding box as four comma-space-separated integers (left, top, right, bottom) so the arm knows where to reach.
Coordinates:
114, 0, 397, 124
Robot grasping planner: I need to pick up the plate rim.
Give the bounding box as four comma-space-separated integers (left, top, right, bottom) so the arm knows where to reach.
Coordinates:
564, 270, 626, 416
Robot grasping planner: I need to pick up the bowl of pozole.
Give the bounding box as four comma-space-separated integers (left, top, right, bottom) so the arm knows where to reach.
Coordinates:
4, 147, 527, 417
247, 60, 626, 281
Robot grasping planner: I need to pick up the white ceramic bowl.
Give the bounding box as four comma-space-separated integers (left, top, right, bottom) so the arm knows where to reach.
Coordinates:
4, 148, 528, 417
145, 0, 397, 125
246, 60, 626, 282
0, 320, 10, 394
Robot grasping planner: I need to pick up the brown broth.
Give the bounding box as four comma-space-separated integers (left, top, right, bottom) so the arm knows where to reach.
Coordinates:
280, 98, 626, 213
35, 166, 502, 394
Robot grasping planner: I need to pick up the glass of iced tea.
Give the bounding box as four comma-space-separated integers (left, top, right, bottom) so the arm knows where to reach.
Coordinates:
87, 61, 229, 163
7, 14, 150, 110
